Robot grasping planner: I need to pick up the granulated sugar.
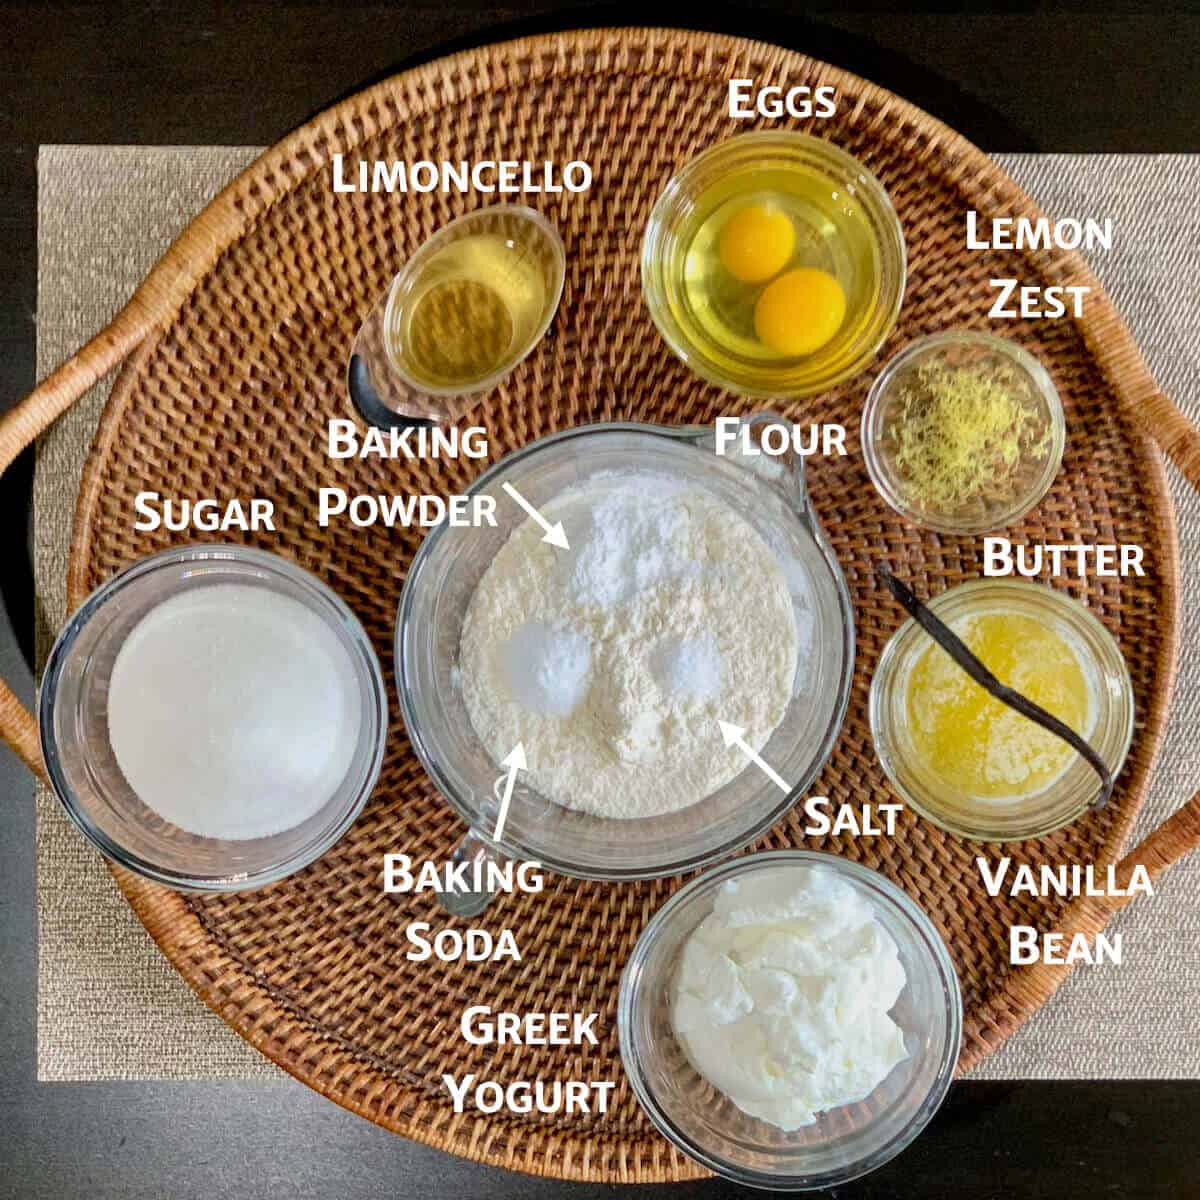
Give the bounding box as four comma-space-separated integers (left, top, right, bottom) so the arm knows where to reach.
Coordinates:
459, 474, 799, 818
107, 584, 362, 840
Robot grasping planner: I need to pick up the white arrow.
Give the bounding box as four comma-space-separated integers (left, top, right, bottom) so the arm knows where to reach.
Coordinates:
491, 742, 527, 844
501, 482, 569, 550
718, 721, 790, 793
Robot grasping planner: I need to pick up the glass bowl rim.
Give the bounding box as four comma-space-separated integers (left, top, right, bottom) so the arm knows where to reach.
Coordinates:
860, 329, 1066, 535
868, 577, 1135, 841
617, 848, 963, 1190
38, 543, 389, 893
382, 202, 566, 397
640, 129, 907, 399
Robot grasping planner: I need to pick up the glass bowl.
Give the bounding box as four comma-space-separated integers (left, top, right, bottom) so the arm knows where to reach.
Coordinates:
38, 545, 388, 892
870, 578, 1134, 841
374, 203, 564, 399
395, 420, 854, 888
618, 850, 961, 1191
641, 131, 905, 398
862, 330, 1065, 534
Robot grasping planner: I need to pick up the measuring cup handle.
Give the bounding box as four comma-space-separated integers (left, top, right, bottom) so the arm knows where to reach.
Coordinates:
435, 827, 507, 918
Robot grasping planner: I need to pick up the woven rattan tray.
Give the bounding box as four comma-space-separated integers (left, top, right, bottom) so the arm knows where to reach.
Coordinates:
5, 26, 1200, 1184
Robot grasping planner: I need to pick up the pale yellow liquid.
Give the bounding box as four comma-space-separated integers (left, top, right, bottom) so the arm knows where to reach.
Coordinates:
680, 169, 880, 372
389, 233, 547, 390
905, 611, 1093, 800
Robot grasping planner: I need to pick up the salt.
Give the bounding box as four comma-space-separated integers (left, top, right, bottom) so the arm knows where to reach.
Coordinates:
651, 635, 724, 701
106, 584, 362, 841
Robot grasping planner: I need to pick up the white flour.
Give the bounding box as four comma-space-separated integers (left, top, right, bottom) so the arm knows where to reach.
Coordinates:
459, 474, 799, 818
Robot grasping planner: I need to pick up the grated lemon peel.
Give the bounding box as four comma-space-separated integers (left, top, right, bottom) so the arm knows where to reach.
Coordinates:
891, 361, 1051, 511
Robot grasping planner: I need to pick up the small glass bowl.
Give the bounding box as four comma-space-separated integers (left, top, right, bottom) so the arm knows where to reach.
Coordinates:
870, 579, 1134, 842
641, 131, 905, 399
38, 545, 388, 892
862, 330, 1065, 534
380, 203, 564, 398
619, 851, 961, 1191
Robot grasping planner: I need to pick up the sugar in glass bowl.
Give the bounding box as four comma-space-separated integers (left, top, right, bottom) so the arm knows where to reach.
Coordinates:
618, 850, 961, 1191
39, 545, 388, 892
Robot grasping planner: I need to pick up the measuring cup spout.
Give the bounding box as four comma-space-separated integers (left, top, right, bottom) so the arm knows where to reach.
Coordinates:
688, 411, 810, 515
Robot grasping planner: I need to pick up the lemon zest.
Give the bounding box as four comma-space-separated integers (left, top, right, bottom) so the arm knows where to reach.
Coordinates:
891, 361, 1051, 510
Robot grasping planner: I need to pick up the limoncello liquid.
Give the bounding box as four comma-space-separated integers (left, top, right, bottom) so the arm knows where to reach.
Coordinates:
680, 168, 880, 368
904, 610, 1094, 800
389, 233, 547, 390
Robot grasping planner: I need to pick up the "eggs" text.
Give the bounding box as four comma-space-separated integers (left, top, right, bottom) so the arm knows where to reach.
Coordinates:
728, 80, 837, 120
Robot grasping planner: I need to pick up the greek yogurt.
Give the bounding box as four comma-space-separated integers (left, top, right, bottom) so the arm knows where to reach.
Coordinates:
671, 866, 909, 1130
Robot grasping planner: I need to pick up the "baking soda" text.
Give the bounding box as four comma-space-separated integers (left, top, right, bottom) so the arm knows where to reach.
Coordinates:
405, 924, 520, 963
384, 854, 544, 895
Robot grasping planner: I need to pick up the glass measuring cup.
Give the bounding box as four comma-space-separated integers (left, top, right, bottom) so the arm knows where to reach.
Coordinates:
395, 419, 854, 914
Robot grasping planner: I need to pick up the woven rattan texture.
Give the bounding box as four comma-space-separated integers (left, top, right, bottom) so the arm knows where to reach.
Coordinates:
65, 32, 1176, 1183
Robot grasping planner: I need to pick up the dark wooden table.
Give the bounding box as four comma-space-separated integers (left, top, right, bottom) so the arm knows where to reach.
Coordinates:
3, 4, 1199, 1197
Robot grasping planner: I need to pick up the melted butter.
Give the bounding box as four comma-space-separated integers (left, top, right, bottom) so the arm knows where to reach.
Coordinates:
904, 610, 1092, 799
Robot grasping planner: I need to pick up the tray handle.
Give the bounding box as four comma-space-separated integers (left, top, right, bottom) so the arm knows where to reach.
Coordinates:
0, 302, 152, 780
1107, 390, 1200, 888
1016, 786, 1200, 1015
1037, 389, 1200, 956
1140, 392, 1200, 493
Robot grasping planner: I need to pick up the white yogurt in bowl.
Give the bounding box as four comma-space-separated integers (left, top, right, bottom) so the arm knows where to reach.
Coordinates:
672, 865, 909, 1130
618, 851, 961, 1190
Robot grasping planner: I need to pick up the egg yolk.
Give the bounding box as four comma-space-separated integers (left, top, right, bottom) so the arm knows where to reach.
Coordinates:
753, 267, 846, 356
718, 205, 796, 284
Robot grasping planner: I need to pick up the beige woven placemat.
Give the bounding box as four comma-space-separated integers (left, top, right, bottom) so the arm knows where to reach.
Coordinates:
34, 145, 1200, 1081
